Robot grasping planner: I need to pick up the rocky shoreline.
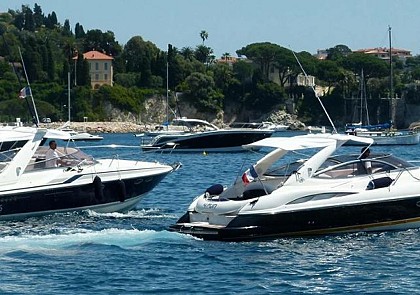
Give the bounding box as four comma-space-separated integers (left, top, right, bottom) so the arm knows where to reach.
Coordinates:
37, 110, 307, 133
43, 122, 150, 133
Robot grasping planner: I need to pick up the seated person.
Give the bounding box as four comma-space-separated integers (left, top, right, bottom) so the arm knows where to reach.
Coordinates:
45, 140, 67, 168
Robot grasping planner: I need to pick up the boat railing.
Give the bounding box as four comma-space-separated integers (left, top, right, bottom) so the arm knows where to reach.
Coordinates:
0, 147, 21, 162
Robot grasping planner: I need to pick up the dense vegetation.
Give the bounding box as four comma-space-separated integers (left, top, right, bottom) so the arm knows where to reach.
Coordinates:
2, 4, 420, 127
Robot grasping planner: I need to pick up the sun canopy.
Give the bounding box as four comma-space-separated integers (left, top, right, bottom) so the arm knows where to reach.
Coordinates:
244, 133, 374, 150
0, 126, 38, 141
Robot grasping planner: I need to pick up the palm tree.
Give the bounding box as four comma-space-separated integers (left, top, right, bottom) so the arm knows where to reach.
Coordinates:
222, 52, 231, 62
180, 46, 194, 60
200, 30, 208, 45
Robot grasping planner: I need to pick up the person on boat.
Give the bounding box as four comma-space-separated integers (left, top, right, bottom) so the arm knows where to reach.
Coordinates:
45, 140, 67, 168
357, 146, 372, 174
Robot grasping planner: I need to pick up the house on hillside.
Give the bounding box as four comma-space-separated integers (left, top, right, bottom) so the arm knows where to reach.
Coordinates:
78, 50, 114, 89
354, 47, 411, 61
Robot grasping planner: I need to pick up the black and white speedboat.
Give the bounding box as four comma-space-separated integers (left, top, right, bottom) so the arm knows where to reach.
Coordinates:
170, 133, 420, 241
140, 118, 274, 153
0, 126, 180, 220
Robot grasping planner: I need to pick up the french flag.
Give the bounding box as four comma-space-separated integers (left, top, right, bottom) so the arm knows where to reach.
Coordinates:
18, 87, 30, 99
242, 165, 258, 185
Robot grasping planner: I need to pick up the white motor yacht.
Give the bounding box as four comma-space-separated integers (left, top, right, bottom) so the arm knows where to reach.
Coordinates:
58, 121, 103, 141
0, 126, 180, 220
171, 133, 420, 241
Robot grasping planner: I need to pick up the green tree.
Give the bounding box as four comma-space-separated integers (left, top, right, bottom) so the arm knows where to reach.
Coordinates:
326, 44, 352, 61
123, 36, 159, 87
63, 19, 72, 36
273, 46, 298, 87
212, 62, 237, 94
316, 60, 345, 94
75, 52, 90, 86
45, 11, 58, 29
12, 11, 24, 30
341, 52, 388, 79
46, 40, 55, 81
247, 82, 285, 112
194, 44, 213, 64
33, 3, 43, 29
83, 29, 121, 57
181, 72, 223, 112
237, 42, 280, 82
180, 46, 194, 60
23, 5, 35, 32
221, 52, 230, 61
74, 22, 85, 39
199, 30, 208, 45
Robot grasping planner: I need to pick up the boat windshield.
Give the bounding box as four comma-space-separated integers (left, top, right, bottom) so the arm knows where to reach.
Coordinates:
25, 144, 96, 172
263, 147, 327, 177
172, 119, 218, 131
264, 160, 305, 177
313, 153, 415, 179
264, 153, 415, 179
322, 153, 415, 169
0, 140, 29, 172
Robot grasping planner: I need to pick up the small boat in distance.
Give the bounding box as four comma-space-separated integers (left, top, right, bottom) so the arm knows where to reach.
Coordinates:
345, 127, 420, 145
59, 121, 103, 141
140, 118, 274, 153
135, 118, 191, 137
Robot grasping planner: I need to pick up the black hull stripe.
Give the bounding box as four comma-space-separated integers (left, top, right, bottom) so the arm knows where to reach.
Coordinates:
0, 168, 170, 194
0, 171, 171, 219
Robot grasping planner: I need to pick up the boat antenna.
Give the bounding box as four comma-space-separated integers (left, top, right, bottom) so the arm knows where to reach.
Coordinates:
360, 69, 370, 125
289, 48, 337, 133
19, 47, 40, 126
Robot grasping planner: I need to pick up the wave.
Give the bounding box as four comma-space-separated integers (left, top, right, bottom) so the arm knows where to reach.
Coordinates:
0, 227, 193, 254
87, 208, 177, 219
78, 144, 138, 149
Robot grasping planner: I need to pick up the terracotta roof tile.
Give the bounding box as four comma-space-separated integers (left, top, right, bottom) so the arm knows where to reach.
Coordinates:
78, 50, 113, 60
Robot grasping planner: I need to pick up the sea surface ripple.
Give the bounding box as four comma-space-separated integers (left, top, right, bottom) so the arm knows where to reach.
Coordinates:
1, 132, 420, 294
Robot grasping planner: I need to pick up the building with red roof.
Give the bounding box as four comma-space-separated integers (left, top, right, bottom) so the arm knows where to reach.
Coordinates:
77, 50, 114, 89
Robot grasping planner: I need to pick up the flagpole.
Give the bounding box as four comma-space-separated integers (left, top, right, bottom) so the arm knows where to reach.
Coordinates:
18, 47, 39, 126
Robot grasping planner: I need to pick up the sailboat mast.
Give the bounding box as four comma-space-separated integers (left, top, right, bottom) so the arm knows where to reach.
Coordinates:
360, 69, 370, 125
389, 25, 396, 126
68, 72, 71, 122
389, 26, 393, 100
359, 70, 363, 124
165, 44, 171, 130
166, 60, 169, 130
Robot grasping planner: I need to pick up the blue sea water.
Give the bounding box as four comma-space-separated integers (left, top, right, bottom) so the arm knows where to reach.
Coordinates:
1, 132, 420, 294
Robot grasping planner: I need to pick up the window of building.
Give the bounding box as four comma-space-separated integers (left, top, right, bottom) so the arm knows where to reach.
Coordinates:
95, 74, 99, 81
104, 74, 108, 81
104, 62, 108, 70
95, 63, 99, 70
